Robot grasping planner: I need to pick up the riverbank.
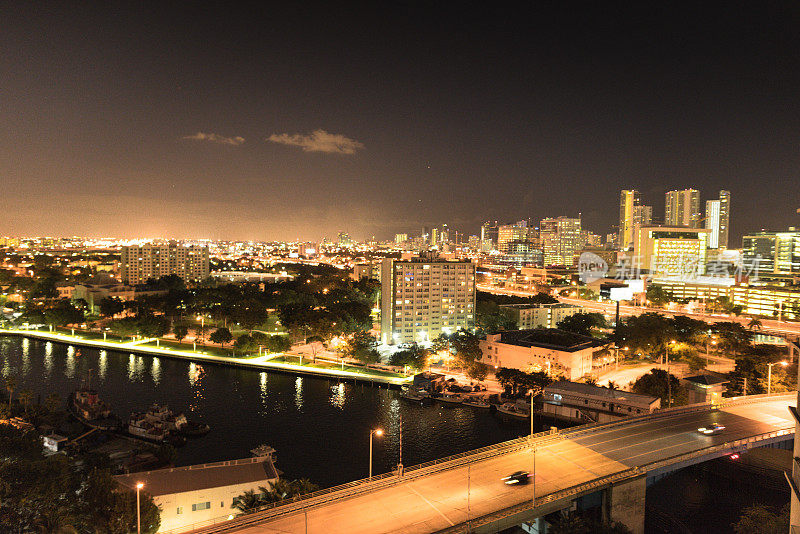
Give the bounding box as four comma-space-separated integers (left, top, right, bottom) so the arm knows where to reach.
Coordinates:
0, 329, 411, 386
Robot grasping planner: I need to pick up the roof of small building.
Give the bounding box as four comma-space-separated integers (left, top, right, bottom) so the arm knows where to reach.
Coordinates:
682, 374, 729, 386
545, 380, 660, 405
115, 456, 278, 497
489, 328, 601, 352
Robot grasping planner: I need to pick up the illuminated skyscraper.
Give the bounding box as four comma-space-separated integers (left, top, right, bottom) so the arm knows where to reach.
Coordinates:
618, 190, 640, 251
665, 189, 701, 227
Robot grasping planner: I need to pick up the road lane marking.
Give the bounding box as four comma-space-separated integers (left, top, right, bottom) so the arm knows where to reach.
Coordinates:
408, 484, 455, 526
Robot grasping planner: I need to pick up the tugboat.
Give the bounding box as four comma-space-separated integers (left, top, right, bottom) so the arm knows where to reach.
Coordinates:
70, 370, 120, 430
145, 403, 210, 437
127, 409, 187, 446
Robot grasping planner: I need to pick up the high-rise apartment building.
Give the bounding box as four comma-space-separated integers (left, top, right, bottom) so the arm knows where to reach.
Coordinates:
618, 190, 640, 251
742, 228, 800, 275
380, 257, 476, 345
540, 216, 582, 266
481, 221, 499, 249
718, 190, 730, 249
394, 233, 408, 244
665, 189, 701, 228
337, 232, 352, 246
121, 242, 210, 285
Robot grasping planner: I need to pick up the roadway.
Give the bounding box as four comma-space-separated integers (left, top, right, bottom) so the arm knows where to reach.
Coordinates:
476, 284, 800, 337
223, 395, 794, 534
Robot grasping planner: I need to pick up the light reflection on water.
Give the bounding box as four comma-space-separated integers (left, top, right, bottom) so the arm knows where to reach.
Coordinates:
295, 377, 303, 410
44, 342, 53, 377
151, 357, 161, 385
330, 382, 346, 409
98, 351, 107, 380
65, 346, 76, 378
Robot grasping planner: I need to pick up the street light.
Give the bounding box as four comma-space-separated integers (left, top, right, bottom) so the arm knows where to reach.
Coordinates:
666, 340, 676, 408
369, 428, 383, 479
196, 315, 205, 344
705, 336, 717, 367
766, 361, 788, 394
135, 482, 144, 534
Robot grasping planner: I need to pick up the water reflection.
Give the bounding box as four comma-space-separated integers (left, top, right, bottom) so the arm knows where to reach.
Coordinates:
98, 351, 107, 380
127, 354, 136, 381
44, 342, 53, 377
330, 382, 345, 409
294, 377, 303, 410
151, 358, 161, 385
21, 338, 29, 356
65, 346, 76, 378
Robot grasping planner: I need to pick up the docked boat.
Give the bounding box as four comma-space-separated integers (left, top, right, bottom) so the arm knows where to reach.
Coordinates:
128, 413, 169, 442
70, 389, 120, 430
400, 387, 432, 403
145, 404, 188, 432
463, 396, 492, 409
437, 392, 464, 405
496, 402, 530, 419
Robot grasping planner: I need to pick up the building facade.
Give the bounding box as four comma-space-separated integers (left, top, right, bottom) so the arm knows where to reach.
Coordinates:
542, 381, 660, 423
479, 329, 599, 380
665, 188, 701, 228
619, 190, 640, 251
541, 216, 582, 266
380, 257, 476, 345
742, 228, 800, 275
499, 303, 585, 329
120, 242, 209, 285
633, 226, 710, 277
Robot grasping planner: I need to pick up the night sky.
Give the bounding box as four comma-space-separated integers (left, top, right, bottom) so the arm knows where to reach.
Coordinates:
2, 3, 800, 243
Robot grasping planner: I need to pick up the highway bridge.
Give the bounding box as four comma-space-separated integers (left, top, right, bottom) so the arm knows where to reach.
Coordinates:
176, 393, 796, 534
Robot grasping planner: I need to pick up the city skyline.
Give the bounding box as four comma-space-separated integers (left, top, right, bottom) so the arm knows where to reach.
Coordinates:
3, 4, 800, 242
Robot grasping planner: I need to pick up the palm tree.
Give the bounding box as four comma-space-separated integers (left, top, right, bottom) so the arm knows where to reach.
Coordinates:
607, 380, 617, 390
585, 376, 598, 386
19, 389, 33, 416
231, 489, 261, 513
4, 376, 15, 411
45, 393, 62, 414
747, 318, 763, 331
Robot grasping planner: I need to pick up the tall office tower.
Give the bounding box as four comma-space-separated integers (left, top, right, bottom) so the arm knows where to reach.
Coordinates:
380, 257, 476, 345
431, 228, 439, 247
497, 223, 529, 253
121, 242, 210, 285
665, 189, 701, 227
540, 216, 582, 266
633, 205, 652, 228
718, 190, 730, 249
742, 228, 800, 275
705, 190, 731, 249
421, 226, 430, 244
394, 233, 408, 244
619, 190, 641, 251
480, 221, 499, 248
439, 224, 450, 245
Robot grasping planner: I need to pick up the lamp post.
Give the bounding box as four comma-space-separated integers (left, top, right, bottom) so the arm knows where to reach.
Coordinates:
766, 361, 788, 394
135, 482, 144, 534
705, 337, 717, 368
369, 428, 383, 479
665, 340, 676, 407
196, 315, 205, 344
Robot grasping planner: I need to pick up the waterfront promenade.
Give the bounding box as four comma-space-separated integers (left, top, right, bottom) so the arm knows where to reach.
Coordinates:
0, 329, 410, 386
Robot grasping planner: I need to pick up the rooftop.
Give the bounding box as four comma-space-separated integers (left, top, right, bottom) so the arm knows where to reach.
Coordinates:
682, 374, 730, 386
115, 456, 278, 497
490, 329, 600, 352
545, 381, 659, 405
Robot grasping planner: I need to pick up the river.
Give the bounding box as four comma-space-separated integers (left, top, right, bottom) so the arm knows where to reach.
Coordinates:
0, 336, 543, 488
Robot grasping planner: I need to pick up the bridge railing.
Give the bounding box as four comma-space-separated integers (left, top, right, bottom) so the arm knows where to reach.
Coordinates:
170, 394, 795, 534
434, 425, 795, 534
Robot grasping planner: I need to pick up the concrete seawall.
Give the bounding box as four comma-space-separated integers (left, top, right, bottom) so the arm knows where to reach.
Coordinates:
0, 329, 408, 387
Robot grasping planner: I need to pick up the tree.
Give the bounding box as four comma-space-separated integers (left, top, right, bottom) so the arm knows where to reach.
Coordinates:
234, 334, 257, 354
747, 317, 763, 331
495, 368, 552, 397
646, 285, 674, 307
4, 375, 15, 411
343, 330, 379, 363
631, 369, 685, 405
18, 389, 33, 416
173, 322, 189, 342
556, 313, 607, 336
390, 344, 429, 369
43, 300, 84, 327
465, 361, 489, 381
99, 297, 125, 318
232, 489, 262, 513
264, 335, 292, 353
733, 503, 789, 534
450, 330, 482, 368
209, 327, 233, 347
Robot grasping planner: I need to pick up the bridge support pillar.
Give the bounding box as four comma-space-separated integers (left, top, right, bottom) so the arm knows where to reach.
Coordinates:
604, 475, 646, 534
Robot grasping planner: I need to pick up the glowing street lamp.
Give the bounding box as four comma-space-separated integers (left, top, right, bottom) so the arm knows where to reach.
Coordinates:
135, 482, 144, 534
369, 428, 383, 479
767, 361, 788, 394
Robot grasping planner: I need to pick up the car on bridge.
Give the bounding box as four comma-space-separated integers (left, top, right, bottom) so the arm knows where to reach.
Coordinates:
697, 422, 725, 435
501, 470, 531, 485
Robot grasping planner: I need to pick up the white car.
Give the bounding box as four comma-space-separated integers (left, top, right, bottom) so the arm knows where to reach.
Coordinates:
697, 423, 725, 435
